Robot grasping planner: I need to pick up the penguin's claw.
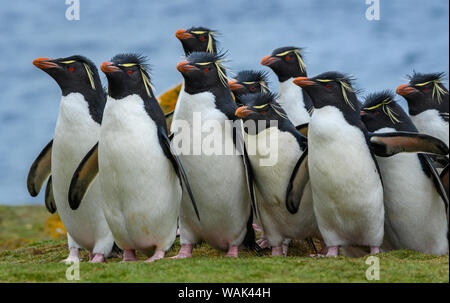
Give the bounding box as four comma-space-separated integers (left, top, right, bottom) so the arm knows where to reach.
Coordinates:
122, 249, 139, 262
145, 250, 165, 263
224, 245, 239, 258
271, 246, 283, 256
170, 244, 193, 259
61, 255, 80, 264
89, 254, 105, 263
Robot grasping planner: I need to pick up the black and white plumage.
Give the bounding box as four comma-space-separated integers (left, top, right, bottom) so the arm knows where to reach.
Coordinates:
69, 53, 199, 262
170, 51, 256, 257
235, 92, 319, 256
361, 91, 449, 255
261, 46, 313, 126
228, 70, 270, 106
30, 56, 113, 263
293, 72, 385, 256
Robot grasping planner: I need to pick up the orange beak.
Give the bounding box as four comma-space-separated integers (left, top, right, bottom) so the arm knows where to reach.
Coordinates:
228, 80, 244, 91
176, 61, 197, 73
235, 106, 253, 118
175, 29, 193, 40
293, 77, 316, 87
33, 57, 58, 69
100, 62, 119, 73
261, 55, 280, 66
396, 84, 418, 96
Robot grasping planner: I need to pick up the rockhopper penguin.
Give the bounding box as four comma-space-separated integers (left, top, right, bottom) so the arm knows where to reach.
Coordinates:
170, 51, 256, 258
261, 47, 313, 126
235, 92, 319, 256
30, 56, 114, 263
68, 53, 199, 262
293, 72, 385, 256
228, 70, 270, 106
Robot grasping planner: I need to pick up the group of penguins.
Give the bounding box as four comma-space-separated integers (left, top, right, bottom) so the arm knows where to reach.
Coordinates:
27, 26, 449, 263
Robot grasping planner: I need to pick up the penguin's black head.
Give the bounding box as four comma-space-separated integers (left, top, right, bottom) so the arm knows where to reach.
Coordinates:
100, 53, 155, 100
361, 90, 417, 132
293, 71, 360, 114
228, 70, 270, 106
175, 26, 218, 55
396, 72, 449, 115
177, 51, 229, 92
261, 46, 307, 82
33, 55, 102, 97
235, 92, 291, 134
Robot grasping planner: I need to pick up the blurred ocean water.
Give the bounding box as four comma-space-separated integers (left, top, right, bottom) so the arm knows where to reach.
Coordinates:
0, 0, 448, 205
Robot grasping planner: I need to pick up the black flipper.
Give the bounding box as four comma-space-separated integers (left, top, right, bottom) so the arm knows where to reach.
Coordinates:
158, 126, 200, 221
418, 154, 449, 217
286, 148, 309, 214
234, 121, 258, 219
428, 155, 449, 168
242, 206, 263, 255
441, 164, 449, 198
295, 123, 309, 138
68, 143, 99, 210
27, 139, 53, 196
44, 176, 57, 214
369, 131, 449, 157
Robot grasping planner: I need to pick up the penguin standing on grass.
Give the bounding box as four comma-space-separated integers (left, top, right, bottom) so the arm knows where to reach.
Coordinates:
69, 53, 199, 262
361, 91, 449, 255
29, 56, 114, 263
261, 47, 313, 126
228, 70, 270, 106
293, 72, 384, 256
170, 52, 256, 258
235, 92, 319, 256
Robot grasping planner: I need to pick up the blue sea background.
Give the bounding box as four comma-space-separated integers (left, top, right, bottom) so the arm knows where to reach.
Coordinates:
0, 0, 448, 205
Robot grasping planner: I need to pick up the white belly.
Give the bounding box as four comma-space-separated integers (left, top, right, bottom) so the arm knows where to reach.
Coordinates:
375, 129, 448, 255
99, 95, 181, 254
308, 106, 384, 247
411, 109, 449, 147
245, 127, 317, 246
277, 79, 310, 126
172, 90, 251, 250
52, 93, 113, 254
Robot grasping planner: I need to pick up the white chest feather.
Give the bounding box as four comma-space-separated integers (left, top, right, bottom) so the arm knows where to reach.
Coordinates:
52, 93, 111, 252
277, 79, 310, 126
308, 106, 384, 246
99, 94, 180, 252
172, 90, 250, 249
411, 109, 449, 146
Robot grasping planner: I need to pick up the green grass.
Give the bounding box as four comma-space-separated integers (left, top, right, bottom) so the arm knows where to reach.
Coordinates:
0, 205, 448, 283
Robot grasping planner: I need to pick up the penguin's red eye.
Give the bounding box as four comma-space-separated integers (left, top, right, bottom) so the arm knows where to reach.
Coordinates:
325, 84, 332, 88
374, 111, 380, 115
250, 86, 256, 91
68, 67, 75, 72
204, 68, 209, 72
128, 70, 133, 75
423, 88, 430, 92
199, 36, 205, 41
260, 110, 268, 115
285, 56, 291, 61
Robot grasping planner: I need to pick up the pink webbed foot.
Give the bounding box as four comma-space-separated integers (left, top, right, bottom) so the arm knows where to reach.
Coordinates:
90, 253, 106, 263
325, 246, 339, 257
122, 249, 139, 262
225, 245, 239, 258
370, 246, 380, 254
62, 248, 80, 264
271, 246, 283, 256
256, 233, 269, 249
145, 250, 165, 263
170, 244, 193, 259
